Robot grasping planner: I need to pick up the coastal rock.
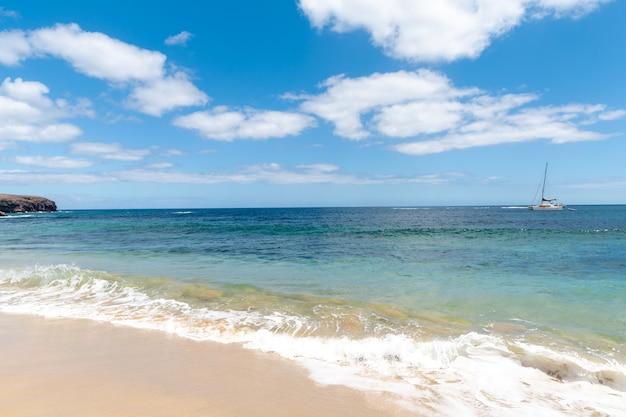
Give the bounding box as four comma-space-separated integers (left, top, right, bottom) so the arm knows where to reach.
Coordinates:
0, 194, 57, 214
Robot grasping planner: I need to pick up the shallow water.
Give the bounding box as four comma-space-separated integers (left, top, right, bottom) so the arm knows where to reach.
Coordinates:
1, 206, 625, 416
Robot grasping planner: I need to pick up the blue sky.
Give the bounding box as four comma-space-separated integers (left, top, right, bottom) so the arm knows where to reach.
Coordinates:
1, 0, 625, 208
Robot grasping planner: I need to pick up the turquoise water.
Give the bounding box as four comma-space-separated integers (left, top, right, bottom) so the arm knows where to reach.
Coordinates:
1, 206, 625, 415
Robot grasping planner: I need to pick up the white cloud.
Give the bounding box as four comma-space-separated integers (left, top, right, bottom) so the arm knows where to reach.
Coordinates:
598, 110, 626, 121
298, 70, 475, 139
394, 103, 616, 156
0, 77, 86, 142
0, 24, 208, 116
174, 107, 317, 141
0, 94, 41, 123
28, 23, 166, 82
0, 76, 66, 115
165, 31, 194, 46
295, 69, 624, 154
0, 123, 83, 143
298, 0, 610, 62
126, 72, 209, 116
374, 101, 464, 137
0, 30, 32, 65
13, 155, 94, 169
71, 142, 151, 161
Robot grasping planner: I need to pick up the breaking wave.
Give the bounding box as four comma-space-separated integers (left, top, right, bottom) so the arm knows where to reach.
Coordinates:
1, 264, 625, 416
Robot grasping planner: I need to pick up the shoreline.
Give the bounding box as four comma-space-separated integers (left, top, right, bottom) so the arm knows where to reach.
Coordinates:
0, 312, 415, 417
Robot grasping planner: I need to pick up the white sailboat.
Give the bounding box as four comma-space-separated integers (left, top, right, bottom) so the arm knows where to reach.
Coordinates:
529, 163, 566, 210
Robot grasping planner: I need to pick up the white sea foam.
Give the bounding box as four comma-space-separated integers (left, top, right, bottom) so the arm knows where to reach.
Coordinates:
392, 207, 429, 210
245, 331, 626, 416
1, 264, 625, 416
0, 214, 36, 219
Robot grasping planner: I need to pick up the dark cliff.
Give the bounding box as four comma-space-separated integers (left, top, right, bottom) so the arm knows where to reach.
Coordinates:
0, 194, 57, 214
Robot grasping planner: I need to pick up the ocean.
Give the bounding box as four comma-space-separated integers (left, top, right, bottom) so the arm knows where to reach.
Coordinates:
1, 206, 625, 416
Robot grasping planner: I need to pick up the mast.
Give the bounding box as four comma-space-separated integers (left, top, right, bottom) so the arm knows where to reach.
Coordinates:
541, 163, 548, 201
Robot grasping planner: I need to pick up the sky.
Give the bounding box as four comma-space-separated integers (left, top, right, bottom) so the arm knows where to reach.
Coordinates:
1, 0, 625, 209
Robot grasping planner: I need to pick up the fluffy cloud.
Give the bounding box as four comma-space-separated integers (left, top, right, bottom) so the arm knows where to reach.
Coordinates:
0, 77, 87, 143
298, 70, 474, 139
28, 23, 166, 81
295, 69, 624, 154
298, 0, 610, 62
126, 73, 209, 116
0, 24, 207, 116
0, 123, 82, 143
174, 107, 317, 141
0, 30, 32, 65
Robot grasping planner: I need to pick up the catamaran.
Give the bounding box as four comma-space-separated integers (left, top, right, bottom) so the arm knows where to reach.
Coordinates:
529, 163, 566, 210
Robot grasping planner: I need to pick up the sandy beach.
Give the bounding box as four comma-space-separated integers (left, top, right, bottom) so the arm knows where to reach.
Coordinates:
0, 313, 414, 417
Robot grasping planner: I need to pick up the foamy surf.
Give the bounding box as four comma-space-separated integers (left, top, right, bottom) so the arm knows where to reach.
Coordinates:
1, 264, 624, 416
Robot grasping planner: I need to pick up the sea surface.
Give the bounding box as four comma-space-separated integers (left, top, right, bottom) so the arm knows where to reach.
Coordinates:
1, 206, 625, 416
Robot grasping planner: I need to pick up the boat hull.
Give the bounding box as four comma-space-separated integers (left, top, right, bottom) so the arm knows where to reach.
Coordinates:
529, 204, 566, 210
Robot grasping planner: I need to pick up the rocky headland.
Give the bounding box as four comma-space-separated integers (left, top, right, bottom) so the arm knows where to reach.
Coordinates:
0, 194, 57, 215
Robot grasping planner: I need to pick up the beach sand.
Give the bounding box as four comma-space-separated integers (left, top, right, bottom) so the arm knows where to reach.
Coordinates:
0, 313, 415, 417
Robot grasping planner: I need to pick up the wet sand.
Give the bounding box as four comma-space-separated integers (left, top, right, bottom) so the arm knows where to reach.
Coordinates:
0, 313, 414, 417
